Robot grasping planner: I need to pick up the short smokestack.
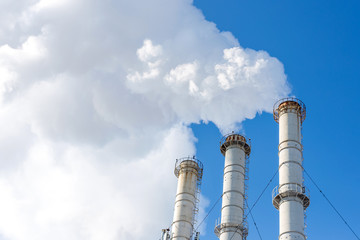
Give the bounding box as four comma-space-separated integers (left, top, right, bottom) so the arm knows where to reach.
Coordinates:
171, 157, 203, 240
215, 133, 251, 240
161, 229, 170, 240
272, 98, 310, 240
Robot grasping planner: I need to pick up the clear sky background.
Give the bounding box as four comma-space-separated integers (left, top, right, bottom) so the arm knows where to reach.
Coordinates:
0, 1, 359, 240
192, 0, 360, 239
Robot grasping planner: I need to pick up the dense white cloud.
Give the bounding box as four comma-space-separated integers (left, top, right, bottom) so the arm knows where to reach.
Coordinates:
0, 0, 290, 239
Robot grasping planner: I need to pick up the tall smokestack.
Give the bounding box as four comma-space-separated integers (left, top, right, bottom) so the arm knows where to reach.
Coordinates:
215, 133, 251, 240
272, 98, 310, 240
171, 157, 203, 240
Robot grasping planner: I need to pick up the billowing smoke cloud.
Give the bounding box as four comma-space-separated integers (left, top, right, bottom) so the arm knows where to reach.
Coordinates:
0, 0, 290, 239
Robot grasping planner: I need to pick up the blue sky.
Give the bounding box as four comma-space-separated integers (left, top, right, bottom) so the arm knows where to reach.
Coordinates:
192, 0, 360, 239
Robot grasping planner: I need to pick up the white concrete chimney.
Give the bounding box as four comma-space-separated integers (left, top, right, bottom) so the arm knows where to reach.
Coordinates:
171, 157, 203, 240
215, 133, 251, 240
272, 98, 310, 240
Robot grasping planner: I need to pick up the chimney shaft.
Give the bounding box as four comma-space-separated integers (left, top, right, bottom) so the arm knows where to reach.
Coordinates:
272, 98, 310, 240
215, 133, 251, 240
171, 157, 203, 240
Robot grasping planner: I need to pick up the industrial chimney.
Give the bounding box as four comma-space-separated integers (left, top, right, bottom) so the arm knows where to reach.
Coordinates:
215, 133, 251, 240
170, 157, 203, 240
272, 98, 310, 240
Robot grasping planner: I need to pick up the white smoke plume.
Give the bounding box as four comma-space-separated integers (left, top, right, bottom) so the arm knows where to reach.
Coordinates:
0, 0, 290, 239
